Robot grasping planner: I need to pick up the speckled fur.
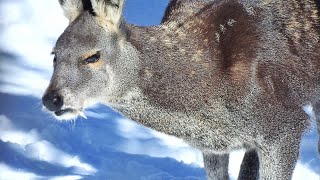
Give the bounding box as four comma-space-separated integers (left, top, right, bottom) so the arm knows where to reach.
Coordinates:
44, 0, 320, 179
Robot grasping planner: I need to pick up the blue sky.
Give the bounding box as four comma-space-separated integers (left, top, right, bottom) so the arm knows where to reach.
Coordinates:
0, 0, 319, 179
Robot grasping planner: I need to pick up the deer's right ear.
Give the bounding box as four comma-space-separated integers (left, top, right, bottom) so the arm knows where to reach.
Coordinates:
58, 0, 85, 22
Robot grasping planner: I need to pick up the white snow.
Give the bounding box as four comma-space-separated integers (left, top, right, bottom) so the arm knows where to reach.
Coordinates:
0, 115, 97, 176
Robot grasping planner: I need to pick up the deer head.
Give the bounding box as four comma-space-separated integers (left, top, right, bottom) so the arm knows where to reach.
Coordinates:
42, 0, 139, 120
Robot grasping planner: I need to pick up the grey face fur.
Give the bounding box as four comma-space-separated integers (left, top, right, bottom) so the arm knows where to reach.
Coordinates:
43, 1, 138, 120
43, 0, 320, 179
45, 13, 111, 119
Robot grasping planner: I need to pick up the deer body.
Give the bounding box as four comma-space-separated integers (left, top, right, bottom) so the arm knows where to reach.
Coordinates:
43, 0, 320, 179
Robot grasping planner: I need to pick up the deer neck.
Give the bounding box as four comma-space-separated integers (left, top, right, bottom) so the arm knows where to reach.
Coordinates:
109, 24, 201, 131
127, 24, 183, 66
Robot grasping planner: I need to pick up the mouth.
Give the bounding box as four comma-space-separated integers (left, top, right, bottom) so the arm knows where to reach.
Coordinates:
52, 108, 87, 120
54, 108, 74, 116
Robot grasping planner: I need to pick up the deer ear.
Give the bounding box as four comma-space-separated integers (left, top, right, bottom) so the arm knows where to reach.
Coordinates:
90, 0, 125, 29
58, 0, 85, 22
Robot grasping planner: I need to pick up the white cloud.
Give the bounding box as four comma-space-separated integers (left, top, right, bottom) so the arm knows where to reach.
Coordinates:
0, 115, 96, 176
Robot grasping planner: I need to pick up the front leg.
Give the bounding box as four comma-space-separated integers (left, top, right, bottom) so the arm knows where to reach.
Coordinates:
258, 137, 301, 180
203, 152, 229, 180
312, 101, 320, 155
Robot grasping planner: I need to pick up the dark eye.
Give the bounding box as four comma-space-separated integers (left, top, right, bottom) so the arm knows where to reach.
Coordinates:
53, 56, 57, 67
53, 56, 57, 63
83, 52, 100, 64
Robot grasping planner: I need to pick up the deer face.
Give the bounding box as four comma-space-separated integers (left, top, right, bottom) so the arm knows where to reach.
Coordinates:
42, 0, 129, 120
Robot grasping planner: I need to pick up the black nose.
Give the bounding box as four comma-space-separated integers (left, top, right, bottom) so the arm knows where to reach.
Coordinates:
42, 91, 63, 112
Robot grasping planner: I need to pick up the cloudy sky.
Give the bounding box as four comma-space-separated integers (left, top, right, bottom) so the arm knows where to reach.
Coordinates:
0, 0, 319, 179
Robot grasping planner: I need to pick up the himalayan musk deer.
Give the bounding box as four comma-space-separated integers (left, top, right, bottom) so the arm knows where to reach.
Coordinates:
42, 0, 320, 179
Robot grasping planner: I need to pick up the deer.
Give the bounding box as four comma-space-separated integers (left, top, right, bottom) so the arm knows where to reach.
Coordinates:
42, 0, 320, 179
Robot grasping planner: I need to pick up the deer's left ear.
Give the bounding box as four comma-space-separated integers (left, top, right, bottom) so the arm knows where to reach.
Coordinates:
59, 0, 92, 22
90, 0, 125, 30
